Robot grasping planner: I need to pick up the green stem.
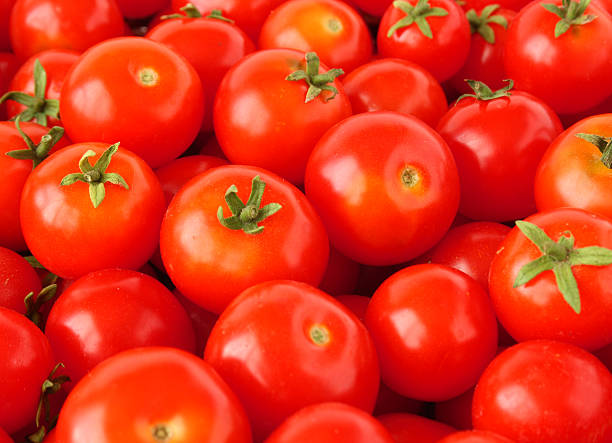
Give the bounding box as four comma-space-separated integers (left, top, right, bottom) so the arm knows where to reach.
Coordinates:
455, 79, 513, 105
285, 52, 344, 103
386, 0, 449, 39
541, 0, 597, 37
465, 4, 508, 44
5, 116, 65, 169
575, 133, 612, 169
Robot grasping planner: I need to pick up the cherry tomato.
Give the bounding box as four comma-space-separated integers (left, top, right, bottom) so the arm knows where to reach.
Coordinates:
377, 413, 456, 443
204, 280, 380, 441
0, 246, 41, 314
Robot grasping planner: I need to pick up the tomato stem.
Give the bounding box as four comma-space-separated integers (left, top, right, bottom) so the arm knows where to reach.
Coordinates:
386, 0, 449, 39
285, 52, 344, 103
24, 283, 58, 330
5, 116, 65, 168
466, 4, 508, 44
541, 0, 597, 38
575, 133, 612, 169
455, 79, 513, 104
161, 3, 203, 19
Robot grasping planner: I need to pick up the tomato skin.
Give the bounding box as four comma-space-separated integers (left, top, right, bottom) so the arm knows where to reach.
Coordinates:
265, 403, 394, 443
0, 427, 11, 443
258, 0, 373, 73
204, 280, 380, 442
436, 91, 562, 221
305, 111, 460, 266
377, 413, 455, 443
0, 246, 41, 314
20, 142, 166, 279
214, 48, 352, 185
115, 0, 169, 18
504, 0, 612, 115
489, 208, 612, 351
534, 113, 612, 220
342, 58, 448, 128
437, 430, 516, 443
0, 51, 18, 101
350, 0, 393, 16
160, 165, 329, 314
0, 307, 55, 434
0, 0, 16, 51
472, 340, 612, 443
60, 37, 204, 169
56, 347, 253, 443
9, 0, 125, 61
365, 264, 498, 402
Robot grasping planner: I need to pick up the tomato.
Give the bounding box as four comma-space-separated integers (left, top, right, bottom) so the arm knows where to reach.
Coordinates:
56, 347, 253, 443
335, 294, 370, 322
60, 36, 204, 168
146, 6, 255, 134
373, 382, 424, 416
342, 58, 448, 128
9, 0, 125, 61
377, 0, 470, 82
534, 113, 612, 220
365, 264, 498, 402
437, 430, 516, 443
504, 0, 612, 115
214, 48, 352, 184
305, 111, 460, 266
258, 0, 373, 73
596, 342, 612, 372
0, 307, 55, 434
20, 142, 166, 279
377, 413, 455, 443
160, 165, 329, 314
0, 427, 11, 443
472, 340, 612, 443
436, 81, 563, 221
41, 428, 56, 443
318, 248, 361, 297
488, 208, 612, 351
115, 0, 170, 18
0, 52, 18, 100
435, 387, 475, 431
265, 402, 394, 443
0, 0, 16, 51
204, 280, 380, 441
0, 246, 41, 314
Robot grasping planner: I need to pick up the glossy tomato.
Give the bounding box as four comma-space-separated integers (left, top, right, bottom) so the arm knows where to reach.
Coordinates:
437, 430, 516, 443
0, 0, 16, 51
0, 246, 41, 314
377, 413, 456, 443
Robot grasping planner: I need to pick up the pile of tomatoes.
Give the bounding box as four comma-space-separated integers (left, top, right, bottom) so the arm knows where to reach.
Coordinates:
1, 0, 611, 442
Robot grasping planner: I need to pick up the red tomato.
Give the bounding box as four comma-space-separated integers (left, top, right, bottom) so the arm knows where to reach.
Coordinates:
60, 37, 204, 168
56, 347, 253, 443
0, 307, 55, 434
438, 430, 517, 443
534, 113, 612, 220
9, 0, 125, 61
265, 402, 394, 443
335, 294, 370, 322
115, 0, 169, 18
377, 0, 470, 82
41, 428, 56, 443
596, 342, 612, 372
305, 111, 460, 266
204, 280, 380, 441
146, 8, 255, 134
0, 51, 18, 99
214, 48, 352, 184
365, 264, 498, 401
160, 165, 329, 314
0, 0, 16, 51
258, 0, 373, 73
342, 58, 448, 128
0, 246, 41, 314
0, 427, 11, 443
318, 248, 361, 296
373, 382, 424, 416
504, 0, 612, 114
472, 340, 612, 443
20, 142, 166, 279
436, 83, 563, 221
377, 413, 456, 443
488, 208, 612, 351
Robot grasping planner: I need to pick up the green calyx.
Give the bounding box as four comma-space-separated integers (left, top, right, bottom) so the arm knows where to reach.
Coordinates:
24, 283, 58, 330
455, 78, 513, 104
217, 175, 282, 235
286, 52, 344, 103
513, 220, 612, 314
466, 4, 508, 44
386, 0, 449, 39
5, 116, 64, 168
60, 143, 129, 208
541, 0, 597, 37
575, 132, 612, 169
0, 59, 59, 126
162, 3, 203, 19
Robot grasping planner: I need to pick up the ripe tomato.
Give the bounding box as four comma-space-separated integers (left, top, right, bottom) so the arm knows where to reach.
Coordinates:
438, 430, 516, 443
0, 246, 41, 314
204, 280, 380, 441
20, 142, 166, 279
0, 0, 16, 51
377, 413, 456, 443
56, 347, 253, 443
258, 0, 373, 73
60, 37, 204, 168
472, 340, 612, 443
0, 51, 18, 97
305, 111, 460, 266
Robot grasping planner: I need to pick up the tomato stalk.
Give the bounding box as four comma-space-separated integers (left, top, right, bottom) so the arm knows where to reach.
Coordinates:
541, 0, 597, 37
466, 4, 508, 44
162, 3, 233, 23
575, 133, 612, 168
386, 0, 449, 39
455, 79, 513, 104
5, 117, 65, 168
286, 52, 344, 103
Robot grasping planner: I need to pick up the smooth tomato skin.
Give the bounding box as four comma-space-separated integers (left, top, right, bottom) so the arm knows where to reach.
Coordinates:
0, 0, 16, 51
436, 91, 563, 221
115, 0, 169, 18
20, 142, 166, 279
258, 0, 373, 74
204, 280, 380, 441
265, 403, 394, 443
438, 430, 516, 443
305, 111, 460, 266
534, 113, 612, 220
0, 427, 11, 443
60, 37, 204, 169
342, 58, 448, 128
488, 208, 612, 351
6, 49, 80, 127
214, 48, 352, 184
146, 15, 255, 134
9, 0, 125, 61
365, 264, 498, 402
596, 342, 612, 372
377, 413, 455, 443
0, 121, 71, 252
0, 51, 19, 99
472, 340, 612, 443
160, 165, 330, 314
504, 0, 612, 114
0, 307, 55, 434
56, 347, 253, 443
0, 246, 41, 314
377, 0, 470, 82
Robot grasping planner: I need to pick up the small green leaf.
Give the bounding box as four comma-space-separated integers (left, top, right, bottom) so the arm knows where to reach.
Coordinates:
514, 255, 556, 287
515, 220, 556, 254
387, 16, 415, 37
255, 203, 282, 222
5, 149, 36, 160
554, 20, 572, 36
217, 209, 243, 230
488, 15, 508, 28
78, 150, 96, 173
33, 59, 47, 100
541, 3, 564, 17
89, 182, 106, 208
286, 71, 308, 81
570, 246, 612, 266
553, 263, 581, 313
305, 85, 323, 102
415, 17, 434, 38
101, 172, 129, 189
93, 142, 120, 173
60, 173, 87, 186
479, 24, 495, 43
